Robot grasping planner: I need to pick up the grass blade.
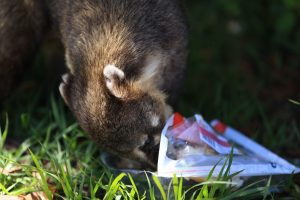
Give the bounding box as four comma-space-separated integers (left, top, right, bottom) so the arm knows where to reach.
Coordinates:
28, 149, 53, 200
173, 174, 179, 200
128, 173, 140, 200
178, 176, 183, 200
145, 172, 155, 200
152, 175, 166, 200
263, 176, 271, 200
0, 114, 9, 151
104, 172, 126, 200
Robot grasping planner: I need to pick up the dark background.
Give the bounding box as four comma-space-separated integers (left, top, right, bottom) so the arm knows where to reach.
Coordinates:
182, 0, 300, 155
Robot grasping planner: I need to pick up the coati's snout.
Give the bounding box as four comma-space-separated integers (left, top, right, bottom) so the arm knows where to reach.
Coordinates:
59, 61, 172, 169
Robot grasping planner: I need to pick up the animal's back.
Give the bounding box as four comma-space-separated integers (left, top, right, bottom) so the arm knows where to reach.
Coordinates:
48, 0, 188, 105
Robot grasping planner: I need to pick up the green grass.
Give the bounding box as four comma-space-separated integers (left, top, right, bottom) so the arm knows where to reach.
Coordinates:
0, 105, 274, 199
1, 0, 300, 199
0, 97, 297, 199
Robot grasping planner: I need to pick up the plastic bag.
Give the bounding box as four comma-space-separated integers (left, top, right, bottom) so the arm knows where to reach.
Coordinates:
157, 113, 300, 178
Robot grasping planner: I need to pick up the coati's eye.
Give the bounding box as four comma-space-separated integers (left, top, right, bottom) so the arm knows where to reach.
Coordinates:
144, 136, 151, 146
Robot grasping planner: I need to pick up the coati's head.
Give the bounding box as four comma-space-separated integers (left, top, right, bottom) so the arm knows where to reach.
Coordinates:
59, 54, 172, 169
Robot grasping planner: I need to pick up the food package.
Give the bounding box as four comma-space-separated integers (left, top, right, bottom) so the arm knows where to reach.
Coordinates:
157, 113, 300, 178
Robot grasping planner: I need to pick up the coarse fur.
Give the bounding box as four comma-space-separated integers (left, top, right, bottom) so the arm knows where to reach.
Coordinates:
0, 0, 188, 169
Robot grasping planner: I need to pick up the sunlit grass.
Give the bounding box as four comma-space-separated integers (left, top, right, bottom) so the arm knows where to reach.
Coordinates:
0, 97, 277, 199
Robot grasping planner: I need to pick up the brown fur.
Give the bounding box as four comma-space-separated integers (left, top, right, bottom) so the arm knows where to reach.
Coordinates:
0, 0, 188, 169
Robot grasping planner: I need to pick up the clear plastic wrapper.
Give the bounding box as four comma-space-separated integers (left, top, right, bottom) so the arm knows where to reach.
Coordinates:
157, 113, 300, 178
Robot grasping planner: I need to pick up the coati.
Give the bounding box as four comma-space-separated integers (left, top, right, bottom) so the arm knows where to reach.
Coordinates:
0, 0, 188, 169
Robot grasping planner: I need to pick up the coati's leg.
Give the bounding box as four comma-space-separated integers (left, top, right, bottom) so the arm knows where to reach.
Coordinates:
0, 0, 47, 101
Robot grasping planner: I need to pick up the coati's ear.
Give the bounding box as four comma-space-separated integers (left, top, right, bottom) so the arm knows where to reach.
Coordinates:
59, 73, 70, 106
103, 64, 127, 98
